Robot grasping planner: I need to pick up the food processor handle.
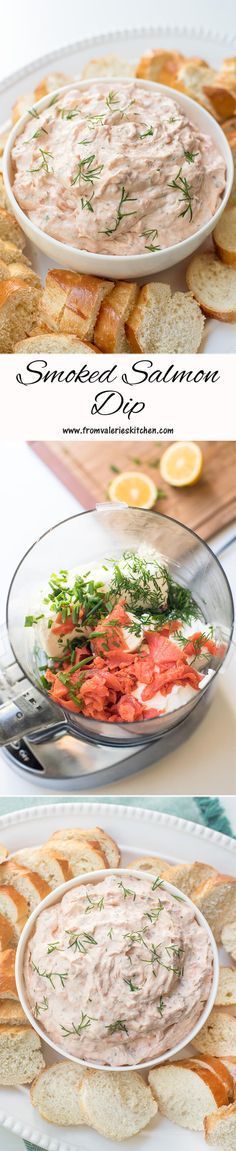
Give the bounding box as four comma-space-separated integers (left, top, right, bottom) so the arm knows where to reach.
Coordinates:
0, 623, 64, 746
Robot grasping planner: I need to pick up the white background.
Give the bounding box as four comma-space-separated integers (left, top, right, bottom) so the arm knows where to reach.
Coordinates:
0, 0, 235, 80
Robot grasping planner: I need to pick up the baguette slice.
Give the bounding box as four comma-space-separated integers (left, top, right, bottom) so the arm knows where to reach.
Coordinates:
34, 72, 73, 101
136, 49, 185, 85
12, 848, 72, 888
221, 921, 236, 961
189, 1056, 235, 1099
94, 281, 139, 352
126, 282, 204, 353
148, 1061, 231, 1130
47, 826, 120, 868
1, 262, 41, 286
0, 1025, 45, 1085
44, 837, 109, 876
0, 999, 26, 1025
0, 885, 28, 938
31, 1060, 85, 1125
0, 911, 16, 951
203, 85, 236, 121
186, 252, 236, 320
223, 117, 236, 204
160, 861, 216, 897
127, 856, 169, 877
175, 60, 218, 115
41, 268, 113, 340
0, 842, 8, 864
0, 860, 51, 914
192, 1007, 236, 1057
204, 1101, 236, 1147
0, 207, 25, 249
14, 332, 99, 353
213, 204, 236, 265
11, 92, 35, 124
82, 55, 135, 80
0, 278, 41, 352
0, 949, 17, 999
193, 874, 236, 943
0, 174, 8, 210
215, 966, 236, 1006
80, 1068, 157, 1140
0, 239, 30, 265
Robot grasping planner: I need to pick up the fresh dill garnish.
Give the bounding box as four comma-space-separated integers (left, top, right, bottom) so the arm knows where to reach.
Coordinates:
152, 876, 164, 891
167, 166, 194, 220
106, 90, 120, 111
144, 902, 165, 922
117, 880, 136, 901
106, 1019, 128, 1035
85, 894, 104, 914
28, 106, 40, 119
47, 942, 61, 954
168, 115, 178, 123
30, 126, 48, 139
110, 464, 120, 474
34, 996, 48, 1017
123, 977, 140, 992
61, 1013, 96, 1038
71, 154, 104, 186
61, 106, 80, 120
142, 227, 160, 252
29, 148, 54, 174
66, 930, 97, 952
103, 185, 137, 236
183, 148, 198, 164
139, 124, 154, 138
31, 962, 68, 988
107, 926, 113, 939
48, 93, 59, 107
81, 193, 94, 212
156, 996, 165, 1016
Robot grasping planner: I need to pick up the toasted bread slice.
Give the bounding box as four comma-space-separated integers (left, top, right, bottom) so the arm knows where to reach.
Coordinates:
14, 332, 99, 353
189, 1056, 235, 1099
11, 92, 35, 124
0, 949, 17, 999
44, 837, 108, 876
0, 208, 25, 249
0, 860, 51, 914
82, 55, 135, 80
41, 268, 113, 340
162, 861, 217, 897
0, 260, 41, 285
126, 855, 168, 877
0, 885, 28, 939
34, 72, 73, 101
221, 920, 236, 961
0, 999, 26, 1025
126, 282, 204, 352
192, 1008, 236, 1057
0, 278, 41, 352
213, 204, 236, 265
0, 239, 30, 265
204, 1101, 236, 1147
31, 1060, 85, 1125
0, 912, 16, 951
148, 1061, 231, 1130
204, 85, 236, 121
47, 826, 120, 868
186, 252, 236, 320
215, 967, 236, 1007
0, 174, 8, 210
193, 874, 236, 943
223, 116, 236, 203
94, 281, 139, 352
12, 848, 72, 888
0, 1025, 45, 1085
136, 49, 185, 86
80, 1068, 157, 1139
175, 60, 218, 115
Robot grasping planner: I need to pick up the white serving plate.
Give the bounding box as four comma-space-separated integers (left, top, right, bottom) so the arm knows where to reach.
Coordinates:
1, 25, 236, 351
0, 800, 235, 1151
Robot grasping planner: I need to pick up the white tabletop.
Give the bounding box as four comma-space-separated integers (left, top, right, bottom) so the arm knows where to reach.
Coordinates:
0, 442, 235, 798
1, 0, 235, 82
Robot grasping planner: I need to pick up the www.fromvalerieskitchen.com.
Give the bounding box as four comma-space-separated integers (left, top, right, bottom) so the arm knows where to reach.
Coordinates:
62, 427, 175, 436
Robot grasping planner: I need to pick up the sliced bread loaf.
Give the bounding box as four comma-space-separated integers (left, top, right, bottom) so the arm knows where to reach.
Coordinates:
215, 966, 236, 1007
0, 207, 25, 249
0, 859, 51, 913
0, 911, 16, 951
0, 885, 28, 938
80, 1068, 157, 1140
0, 998, 26, 1025
221, 920, 236, 961
186, 252, 236, 320
41, 268, 113, 340
14, 332, 99, 353
193, 874, 236, 942
126, 282, 204, 352
0, 279, 41, 352
204, 1101, 236, 1147
31, 1060, 85, 1125
94, 281, 139, 352
47, 826, 120, 867
0, 1025, 45, 1085
192, 1007, 236, 1057
148, 1060, 230, 1130
213, 204, 236, 265
43, 837, 109, 876
12, 848, 72, 888
0, 949, 17, 999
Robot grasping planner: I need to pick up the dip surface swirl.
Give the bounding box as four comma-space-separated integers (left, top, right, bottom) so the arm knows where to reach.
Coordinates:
12, 81, 226, 255
24, 873, 213, 1065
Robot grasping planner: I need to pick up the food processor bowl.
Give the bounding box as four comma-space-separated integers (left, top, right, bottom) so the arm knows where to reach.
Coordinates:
4, 505, 234, 748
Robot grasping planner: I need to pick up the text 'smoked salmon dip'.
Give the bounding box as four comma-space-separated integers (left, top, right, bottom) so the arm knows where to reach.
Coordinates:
12, 82, 226, 255
24, 873, 213, 1066
25, 547, 226, 724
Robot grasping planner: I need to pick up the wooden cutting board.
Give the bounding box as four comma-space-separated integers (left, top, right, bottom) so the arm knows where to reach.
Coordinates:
30, 441, 236, 540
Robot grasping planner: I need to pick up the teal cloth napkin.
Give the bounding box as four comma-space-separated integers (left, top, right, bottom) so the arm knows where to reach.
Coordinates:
0, 795, 234, 1151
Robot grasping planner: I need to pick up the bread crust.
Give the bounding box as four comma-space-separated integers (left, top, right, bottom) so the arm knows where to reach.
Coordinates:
41, 268, 113, 340
94, 282, 139, 352
204, 1101, 236, 1145
0, 949, 17, 999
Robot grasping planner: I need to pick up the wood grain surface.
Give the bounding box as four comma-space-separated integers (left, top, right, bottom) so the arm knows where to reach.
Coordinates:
30, 441, 236, 540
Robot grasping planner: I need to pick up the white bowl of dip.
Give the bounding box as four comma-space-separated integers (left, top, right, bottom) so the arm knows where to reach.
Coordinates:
4, 78, 233, 278
15, 867, 218, 1072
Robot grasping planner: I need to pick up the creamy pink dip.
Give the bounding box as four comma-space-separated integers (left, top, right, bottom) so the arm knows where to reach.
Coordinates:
24, 873, 213, 1065
12, 82, 226, 255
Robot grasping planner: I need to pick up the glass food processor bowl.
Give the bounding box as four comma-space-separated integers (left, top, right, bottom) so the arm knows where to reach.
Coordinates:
6, 505, 234, 747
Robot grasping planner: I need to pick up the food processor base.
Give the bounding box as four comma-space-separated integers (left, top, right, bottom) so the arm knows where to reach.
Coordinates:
2, 690, 212, 789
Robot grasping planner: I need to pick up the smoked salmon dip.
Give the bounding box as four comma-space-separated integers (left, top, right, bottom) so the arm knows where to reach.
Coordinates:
24, 872, 213, 1066
12, 81, 226, 255
24, 547, 225, 724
